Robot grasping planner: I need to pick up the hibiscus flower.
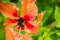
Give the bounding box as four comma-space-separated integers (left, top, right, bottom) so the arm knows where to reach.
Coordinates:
0, 0, 45, 35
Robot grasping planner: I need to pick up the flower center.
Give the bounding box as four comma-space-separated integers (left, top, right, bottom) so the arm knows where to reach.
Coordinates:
18, 17, 24, 27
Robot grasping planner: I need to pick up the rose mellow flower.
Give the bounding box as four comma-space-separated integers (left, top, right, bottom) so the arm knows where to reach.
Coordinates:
0, 0, 45, 40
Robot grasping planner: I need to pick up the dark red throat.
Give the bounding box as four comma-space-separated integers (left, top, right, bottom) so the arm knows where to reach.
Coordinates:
18, 17, 24, 27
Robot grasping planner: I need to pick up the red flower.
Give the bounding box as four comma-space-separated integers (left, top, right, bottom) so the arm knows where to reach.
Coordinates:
0, 0, 45, 35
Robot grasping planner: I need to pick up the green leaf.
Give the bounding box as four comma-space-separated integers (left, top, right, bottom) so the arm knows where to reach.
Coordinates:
44, 36, 51, 40
36, 2, 45, 13
0, 13, 5, 23
38, 36, 43, 40
57, 38, 60, 40
2, 0, 10, 3
55, 6, 60, 28
56, 30, 60, 36
20, 30, 26, 34
50, 33, 58, 40
38, 31, 49, 40
30, 33, 38, 40
42, 6, 53, 26
0, 23, 5, 40
9, 0, 19, 3
38, 27, 51, 37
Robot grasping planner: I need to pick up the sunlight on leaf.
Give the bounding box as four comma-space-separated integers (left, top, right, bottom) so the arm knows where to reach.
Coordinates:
55, 6, 60, 28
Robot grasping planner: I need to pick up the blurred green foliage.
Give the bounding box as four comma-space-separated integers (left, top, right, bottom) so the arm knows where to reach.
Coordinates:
55, 6, 60, 28
0, 0, 60, 40
0, 13, 5, 40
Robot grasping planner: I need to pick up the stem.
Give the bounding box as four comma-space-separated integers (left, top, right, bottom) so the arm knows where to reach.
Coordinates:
19, 28, 21, 34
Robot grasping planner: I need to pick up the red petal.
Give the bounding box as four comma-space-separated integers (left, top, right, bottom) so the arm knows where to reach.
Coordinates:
24, 15, 34, 21
13, 10, 20, 18
25, 21, 39, 34
21, 26, 25, 30
4, 18, 17, 27
25, 22, 35, 30
0, 2, 19, 19
15, 26, 24, 30
7, 18, 17, 23
16, 26, 20, 30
